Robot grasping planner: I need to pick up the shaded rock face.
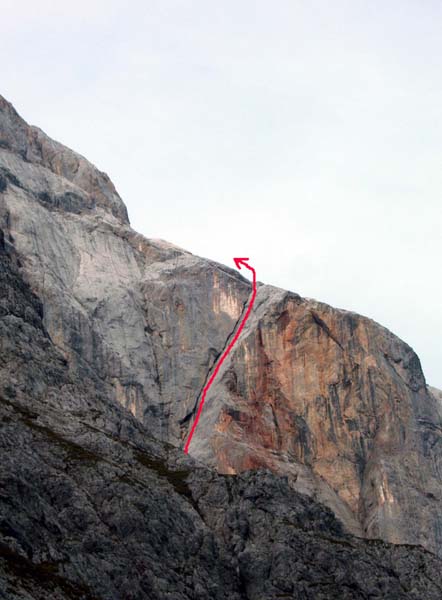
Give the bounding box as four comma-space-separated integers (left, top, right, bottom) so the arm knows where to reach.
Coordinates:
1, 93, 442, 563
0, 96, 128, 223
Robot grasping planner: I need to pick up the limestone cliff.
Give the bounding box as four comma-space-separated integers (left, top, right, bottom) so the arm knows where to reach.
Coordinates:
1, 208, 442, 600
1, 94, 441, 560
191, 286, 442, 552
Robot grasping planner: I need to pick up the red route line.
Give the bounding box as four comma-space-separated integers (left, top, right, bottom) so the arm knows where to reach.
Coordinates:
183, 258, 257, 454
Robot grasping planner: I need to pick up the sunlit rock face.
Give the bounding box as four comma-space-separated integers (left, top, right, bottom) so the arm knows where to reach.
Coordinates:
191, 285, 442, 552
1, 93, 442, 556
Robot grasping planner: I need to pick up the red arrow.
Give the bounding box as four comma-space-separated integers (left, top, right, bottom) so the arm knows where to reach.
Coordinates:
184, 258, 257, 454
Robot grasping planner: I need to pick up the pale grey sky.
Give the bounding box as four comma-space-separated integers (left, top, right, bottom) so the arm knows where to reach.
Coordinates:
2, 1, 441, 387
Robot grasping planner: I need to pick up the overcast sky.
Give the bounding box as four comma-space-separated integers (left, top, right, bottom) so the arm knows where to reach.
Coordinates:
2, 1, 441, 387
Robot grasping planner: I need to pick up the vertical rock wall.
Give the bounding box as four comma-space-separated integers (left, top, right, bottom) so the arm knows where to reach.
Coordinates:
2, 93, 442, 555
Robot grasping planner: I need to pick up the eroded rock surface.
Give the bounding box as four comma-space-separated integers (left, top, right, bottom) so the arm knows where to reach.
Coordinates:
1, 94, 442, 564
0, 94, 250, 447
192, 286, 442, 553
2, 219, 442, 599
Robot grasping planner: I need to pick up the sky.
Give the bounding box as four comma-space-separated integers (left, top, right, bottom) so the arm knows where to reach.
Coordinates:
1, 1, 441, 388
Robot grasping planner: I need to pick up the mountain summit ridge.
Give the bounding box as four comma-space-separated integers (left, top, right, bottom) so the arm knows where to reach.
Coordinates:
0, 94, 129, 223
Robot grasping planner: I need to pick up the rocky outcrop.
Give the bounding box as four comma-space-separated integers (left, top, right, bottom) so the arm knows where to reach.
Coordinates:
191, 285, 442, 553
0, 95, 128, 223
430, 386, 442, 404
2, 217, 442, 599
1, 93, 442, 563
0, 94, 250, 446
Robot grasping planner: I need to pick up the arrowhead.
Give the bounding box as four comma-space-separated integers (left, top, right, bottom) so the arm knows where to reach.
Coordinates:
233, 257, 250, 270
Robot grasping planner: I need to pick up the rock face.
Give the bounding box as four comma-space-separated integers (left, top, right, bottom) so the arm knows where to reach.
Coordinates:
1, 235, 442, 599
0, 95, 251, 447
1, 91, 442, 571
0, 96, 128, 223
191, 286, 442, 552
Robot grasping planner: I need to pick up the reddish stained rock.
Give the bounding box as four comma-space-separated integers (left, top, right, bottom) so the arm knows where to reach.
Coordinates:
191, 286, 442, 553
